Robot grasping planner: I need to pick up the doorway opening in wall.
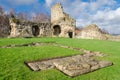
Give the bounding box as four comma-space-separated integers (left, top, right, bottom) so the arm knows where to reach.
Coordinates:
9, 27, 11, 35
53, 25, 61, 36
32, 25, 39, 36
68, 32, 73, 38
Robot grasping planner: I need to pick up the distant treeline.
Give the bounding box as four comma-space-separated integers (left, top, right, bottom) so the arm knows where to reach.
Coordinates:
0, 6, 50, 38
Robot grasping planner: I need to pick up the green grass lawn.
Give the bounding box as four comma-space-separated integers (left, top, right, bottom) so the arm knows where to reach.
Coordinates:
0, 37, 120, 80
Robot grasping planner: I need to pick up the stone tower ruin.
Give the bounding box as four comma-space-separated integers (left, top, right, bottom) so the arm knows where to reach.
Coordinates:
51, 3, 76, 38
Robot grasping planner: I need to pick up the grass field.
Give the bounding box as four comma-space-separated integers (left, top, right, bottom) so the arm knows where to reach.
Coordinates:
0, 37, 120, 80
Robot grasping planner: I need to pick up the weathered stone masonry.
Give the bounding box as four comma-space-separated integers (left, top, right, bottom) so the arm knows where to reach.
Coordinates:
51, 3, 76, 38
9, 19, 52, 37
9, 3, 76, 38
8, 3, 120, 40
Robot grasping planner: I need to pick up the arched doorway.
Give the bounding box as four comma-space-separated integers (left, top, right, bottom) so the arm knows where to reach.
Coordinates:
32, 25, 39, 36
68, 32, 73, 38
53, 25, 61, 36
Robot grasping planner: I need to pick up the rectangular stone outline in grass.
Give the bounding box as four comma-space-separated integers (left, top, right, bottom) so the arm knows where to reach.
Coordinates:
25, 53, 113, 77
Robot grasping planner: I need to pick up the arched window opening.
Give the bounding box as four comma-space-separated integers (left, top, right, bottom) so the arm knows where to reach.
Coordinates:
53, 25, 61, 36
32, 25, 39, 36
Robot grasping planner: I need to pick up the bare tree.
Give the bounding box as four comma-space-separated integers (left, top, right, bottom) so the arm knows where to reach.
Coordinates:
9, 9, 16, 18
0, 6, 10, 37
32, 12, 50, 23
17, 12, 28, 21
0, 6, 51, 37
0, 6, 3, 15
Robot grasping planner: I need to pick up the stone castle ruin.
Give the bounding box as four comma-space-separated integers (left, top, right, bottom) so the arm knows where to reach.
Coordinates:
9, 3, 76, 38
9, 3, 120, 41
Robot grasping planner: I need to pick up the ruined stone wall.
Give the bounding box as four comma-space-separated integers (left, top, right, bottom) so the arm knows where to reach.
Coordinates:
9, 19, 32, 37
51, 3, 76, 38
9, 18, 52, 37
39, 23, 52, 37
9, 3, 76, 38
9, 4, 119, 40
76, 24, 108, 40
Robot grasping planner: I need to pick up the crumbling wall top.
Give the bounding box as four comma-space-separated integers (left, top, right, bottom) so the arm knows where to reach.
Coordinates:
51, 3, 75, 23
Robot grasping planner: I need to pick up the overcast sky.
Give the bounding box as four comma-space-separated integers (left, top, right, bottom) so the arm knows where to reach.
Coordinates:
0, 0, 120, 34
